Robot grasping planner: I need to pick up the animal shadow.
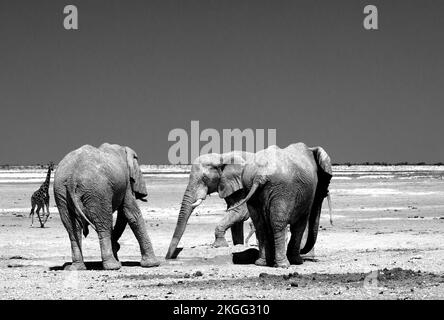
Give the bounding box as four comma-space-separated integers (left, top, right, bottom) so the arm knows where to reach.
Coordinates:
232, 248, 260, 264
232, 248, 318, 265
49, 261, 141, 271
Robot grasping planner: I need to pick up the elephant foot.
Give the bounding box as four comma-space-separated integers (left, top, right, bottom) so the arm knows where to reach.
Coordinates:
212, 237, 229, 248
254, 257, 268, 266
64, 262, 87, 271
288, 255, 303, 265
274, 258, 290, 268
102, 258, 122, 270
141, 256, 161, 268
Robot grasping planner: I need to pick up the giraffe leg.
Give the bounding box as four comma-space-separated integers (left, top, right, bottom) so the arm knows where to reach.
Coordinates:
30, 200, 36, 226
29, 202, 35, 217
42, 201, 50, 225
36, 205, 44, 228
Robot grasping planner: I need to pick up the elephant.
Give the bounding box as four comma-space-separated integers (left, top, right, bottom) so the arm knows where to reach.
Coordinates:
222, 143, 332, 268
165, 151, 255, 259
53, 143, 160, 270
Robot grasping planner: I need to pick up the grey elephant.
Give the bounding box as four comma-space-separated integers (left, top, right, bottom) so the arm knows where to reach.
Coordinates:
165, 151, 255, 259
54, 143, 160, 270
222, 143, 332, 268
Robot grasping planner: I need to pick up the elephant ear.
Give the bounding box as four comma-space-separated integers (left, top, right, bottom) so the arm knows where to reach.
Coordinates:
125, 147, 137, 182
310, 146, 332, 198
217, 155, 246, 198
124, 147, 148, 200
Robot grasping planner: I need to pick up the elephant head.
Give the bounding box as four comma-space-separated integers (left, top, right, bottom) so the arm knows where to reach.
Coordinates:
165, 153, 222, 259
125, 147, 148, 202
165, 152, 250, 259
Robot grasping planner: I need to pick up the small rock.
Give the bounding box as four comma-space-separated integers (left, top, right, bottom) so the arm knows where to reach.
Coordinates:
194, 271, 203, 277
290, 282, 298, 287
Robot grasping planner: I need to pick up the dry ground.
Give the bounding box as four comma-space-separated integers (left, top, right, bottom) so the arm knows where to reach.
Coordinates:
0, 168, 443, 299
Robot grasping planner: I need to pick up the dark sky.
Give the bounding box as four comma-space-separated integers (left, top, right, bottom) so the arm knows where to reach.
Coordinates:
0, 0, 443, 164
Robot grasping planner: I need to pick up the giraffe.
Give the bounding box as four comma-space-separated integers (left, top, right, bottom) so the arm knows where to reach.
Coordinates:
29, 162, 54, 227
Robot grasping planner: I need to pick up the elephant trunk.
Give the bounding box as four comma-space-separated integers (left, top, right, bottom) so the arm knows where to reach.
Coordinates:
300, 170, 332, 255
300, 198, 322, 255
165, 190, 196, 259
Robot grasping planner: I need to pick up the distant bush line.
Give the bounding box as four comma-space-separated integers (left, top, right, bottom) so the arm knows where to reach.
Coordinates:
332, 162, 444, 166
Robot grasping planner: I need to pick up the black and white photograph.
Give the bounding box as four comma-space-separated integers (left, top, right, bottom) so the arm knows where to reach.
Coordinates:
0, 0, 443, 306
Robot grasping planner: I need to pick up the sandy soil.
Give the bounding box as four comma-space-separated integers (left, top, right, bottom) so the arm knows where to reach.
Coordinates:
0, 169, 443, 300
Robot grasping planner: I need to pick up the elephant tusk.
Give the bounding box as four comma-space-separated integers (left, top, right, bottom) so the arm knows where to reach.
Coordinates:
327, 192, 333, 225
191, 199, 203, 208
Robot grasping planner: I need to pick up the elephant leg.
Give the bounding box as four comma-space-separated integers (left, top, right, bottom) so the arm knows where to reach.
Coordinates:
271, 224, 290, 268
98, 229, 122, 270
66, 227, 87, 271
269, 200, 292, 268
213, 207, 247, 247
287, 220, 307, 265
89, 205, 121, 270
111, 208, 127, 260
248, 205, 269, 266
58, 204, 86, 271
231, 221, 244, 245
123, 195, 160, 268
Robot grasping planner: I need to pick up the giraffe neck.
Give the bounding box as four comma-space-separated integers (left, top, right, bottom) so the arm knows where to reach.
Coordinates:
41, 166, 52, 192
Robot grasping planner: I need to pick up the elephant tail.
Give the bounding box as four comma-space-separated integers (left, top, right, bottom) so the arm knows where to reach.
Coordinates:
66, 184, 96, 237
300, 147, 333, 255
226, 180, 260, 212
